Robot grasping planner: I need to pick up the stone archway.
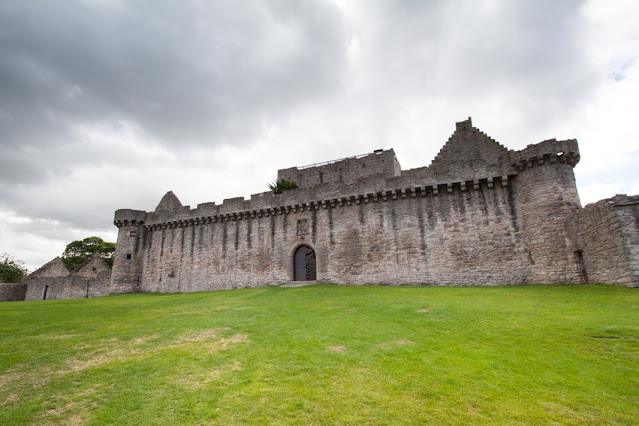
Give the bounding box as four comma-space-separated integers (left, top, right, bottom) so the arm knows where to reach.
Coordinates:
294, 245, 316, 281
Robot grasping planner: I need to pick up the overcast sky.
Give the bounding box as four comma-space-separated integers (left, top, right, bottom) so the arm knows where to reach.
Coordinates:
1, 0, 638, 271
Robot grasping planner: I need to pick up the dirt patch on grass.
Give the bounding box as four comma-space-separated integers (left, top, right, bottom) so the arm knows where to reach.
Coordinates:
178, 327, 232, 343
0, 367, 53, 390
47, 401, 75, 416
327, 346, 346, 352
218, 334, 248, 349
74, 343, 92, 350
175, 328, 248, 351
418, 308, 430, 312
395, 340, 414, 345
65, 351, 123, 373
3, 327, 248, 399
44, 334, 77, 340
133, 335, 159, 344
0, 371, 26, 388
1, 393, 20, 406
178, 362, 243, 389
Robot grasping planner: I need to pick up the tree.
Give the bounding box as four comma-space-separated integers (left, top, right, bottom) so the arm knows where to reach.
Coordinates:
62, 236, 116, 271
0, 253, 29, 283
268, 179, 298, 194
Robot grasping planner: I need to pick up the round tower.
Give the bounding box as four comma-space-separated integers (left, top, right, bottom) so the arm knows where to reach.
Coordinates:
111, 209, 147, 293
512, 139, 582, 283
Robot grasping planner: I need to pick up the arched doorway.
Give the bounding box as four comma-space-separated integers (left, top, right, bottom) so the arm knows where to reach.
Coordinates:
294, 245, 316, 281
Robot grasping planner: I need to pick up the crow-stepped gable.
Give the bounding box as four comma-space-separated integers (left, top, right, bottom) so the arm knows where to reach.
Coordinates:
4, 118, 636, 302
108, 117, 636, 293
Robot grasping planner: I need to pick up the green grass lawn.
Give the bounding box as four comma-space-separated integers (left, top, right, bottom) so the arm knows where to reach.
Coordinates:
0, 284, 637, 424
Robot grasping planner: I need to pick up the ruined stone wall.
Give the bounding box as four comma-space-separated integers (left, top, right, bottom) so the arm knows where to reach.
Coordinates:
277, 149, 401, 189
566, 195, 639, 287
25, 277, 69, 300
615, 197, 639, 287
0, 283, 27, 301
24, 274, 112, 300
137, 177, 531, 291
23, 255, 113, 301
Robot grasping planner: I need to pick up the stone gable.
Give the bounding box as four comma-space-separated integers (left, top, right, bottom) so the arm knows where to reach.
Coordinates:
8, 117, 636, 303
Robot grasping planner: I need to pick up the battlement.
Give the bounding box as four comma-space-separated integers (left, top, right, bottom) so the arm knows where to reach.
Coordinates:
512, 138, 580, 170
114, 209, 147, 227
113, 118, 582, 233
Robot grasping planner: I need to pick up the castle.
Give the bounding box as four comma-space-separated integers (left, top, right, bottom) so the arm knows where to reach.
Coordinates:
4, 118, 637, 302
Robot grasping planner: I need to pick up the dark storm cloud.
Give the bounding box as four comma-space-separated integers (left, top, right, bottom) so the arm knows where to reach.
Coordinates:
0, 0, 347, 186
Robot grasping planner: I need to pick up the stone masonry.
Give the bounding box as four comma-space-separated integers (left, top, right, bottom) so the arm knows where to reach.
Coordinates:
9, 117, 636, 302
566, 194, 639, 287
107, 117, 636, 295
23, 254, 112, 301
0, 283, 27, 302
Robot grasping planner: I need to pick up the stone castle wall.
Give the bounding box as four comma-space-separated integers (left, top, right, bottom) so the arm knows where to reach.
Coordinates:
566, 195, 639, 287
7, 117, 636, 303
278, 149, 401, 188
0, 283, 27, 302
125, 177, 532, 292
109, 118, 595, 294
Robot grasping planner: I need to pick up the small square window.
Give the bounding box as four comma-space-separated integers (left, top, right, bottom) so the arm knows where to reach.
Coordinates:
129, 230, 137, 237
126, 253, 132, 260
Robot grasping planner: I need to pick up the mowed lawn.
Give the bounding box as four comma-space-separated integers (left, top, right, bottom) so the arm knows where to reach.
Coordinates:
0, 284, 637, 424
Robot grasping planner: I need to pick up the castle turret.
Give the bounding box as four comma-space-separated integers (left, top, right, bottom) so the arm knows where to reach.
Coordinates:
111, 209, 147, 293
512, 139, 582, 283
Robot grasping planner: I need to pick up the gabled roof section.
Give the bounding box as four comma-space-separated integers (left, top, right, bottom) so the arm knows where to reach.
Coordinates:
74, 253, 111, 278
26, 257, 70, 279
428, 117, 511, 179
155, 191, 183, 213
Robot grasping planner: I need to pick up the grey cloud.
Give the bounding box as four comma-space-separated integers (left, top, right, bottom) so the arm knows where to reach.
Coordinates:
0, 0, 347, 186
363, 0, 595, 103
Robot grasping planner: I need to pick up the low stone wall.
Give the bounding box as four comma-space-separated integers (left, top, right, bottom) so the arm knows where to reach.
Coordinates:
0, 283, 27, 301
24, 273, 112, 301
566, 195, 639, 287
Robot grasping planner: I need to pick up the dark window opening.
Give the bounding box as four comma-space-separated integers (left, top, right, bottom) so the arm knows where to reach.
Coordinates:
42, 285, 49, 300
126, 253, 132, 260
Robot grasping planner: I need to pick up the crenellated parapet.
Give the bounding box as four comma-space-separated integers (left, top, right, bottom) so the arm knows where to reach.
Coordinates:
114, 209, 147, 227
115, 120, 583, 238
107, 117, 602, 290
511, 138, 580, 171
140, 174, 513, 231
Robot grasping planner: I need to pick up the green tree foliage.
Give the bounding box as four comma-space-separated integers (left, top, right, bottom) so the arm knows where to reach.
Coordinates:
268, 179, 298, 194
0, 253, 29, 283
62, 236, 116, 271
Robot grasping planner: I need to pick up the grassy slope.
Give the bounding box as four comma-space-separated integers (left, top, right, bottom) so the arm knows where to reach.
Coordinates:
0, 284, 637, 424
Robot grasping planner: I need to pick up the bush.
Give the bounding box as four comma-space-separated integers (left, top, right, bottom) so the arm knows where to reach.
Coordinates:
0, 253, 28, 283
268, 179, 298, 194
